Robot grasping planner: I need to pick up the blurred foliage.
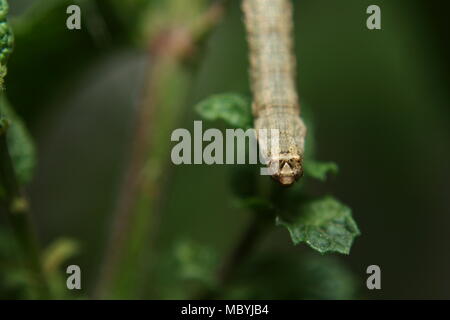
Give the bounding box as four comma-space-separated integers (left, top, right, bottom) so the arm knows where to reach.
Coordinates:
196, 91, 360, 255
0, 0, 35, 188
42, 238, 80, 299
151, 240, 218, 299
0, 226, 81, 299
0, 0, 449, 300
0, 0, 13, 87
0, 226, 28, 299
304, 161, 338, 181
0, 97, 35, 186
195, 93, 253, 129
7, 0, 150, 126
222, 253, 359, 300
141, 0, 209, 39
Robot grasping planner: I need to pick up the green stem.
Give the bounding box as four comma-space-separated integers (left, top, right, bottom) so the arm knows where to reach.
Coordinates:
0, 135, 50, 299
197, 210, 271, 300
217, 212, 270, 286
95, 0, 230, 299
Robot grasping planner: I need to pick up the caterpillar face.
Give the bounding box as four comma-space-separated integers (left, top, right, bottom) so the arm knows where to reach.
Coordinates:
268, 153, 303, 186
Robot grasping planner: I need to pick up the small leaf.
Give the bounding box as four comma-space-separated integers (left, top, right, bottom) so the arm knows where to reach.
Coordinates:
304, 160, 338, 181
0, 97, 36, 185
276, 196, 360, 254
195, 93, 252, 129
174, 241, 218, 288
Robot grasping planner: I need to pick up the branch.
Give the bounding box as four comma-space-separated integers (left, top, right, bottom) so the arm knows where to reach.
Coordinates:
95, 0, 229, 299
217, 212, 270, 286
0, 134, 50, 299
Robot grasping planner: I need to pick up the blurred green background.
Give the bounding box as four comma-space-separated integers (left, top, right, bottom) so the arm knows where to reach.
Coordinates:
1, 0, 449, 299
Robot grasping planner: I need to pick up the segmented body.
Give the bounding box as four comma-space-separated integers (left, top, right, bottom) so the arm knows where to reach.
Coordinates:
242, 0, 306, 185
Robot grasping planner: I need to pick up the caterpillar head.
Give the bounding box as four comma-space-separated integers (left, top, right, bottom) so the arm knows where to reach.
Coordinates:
268, 153, 304, 186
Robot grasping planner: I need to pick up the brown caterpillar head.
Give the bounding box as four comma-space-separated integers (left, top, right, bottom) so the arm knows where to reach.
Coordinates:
268, 153, 304, 186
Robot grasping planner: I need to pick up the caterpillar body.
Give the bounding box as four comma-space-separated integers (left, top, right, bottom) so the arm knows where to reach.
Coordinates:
242, 0, 306, 185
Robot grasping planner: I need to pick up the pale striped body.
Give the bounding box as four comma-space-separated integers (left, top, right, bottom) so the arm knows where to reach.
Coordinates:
243, 0, 306, 185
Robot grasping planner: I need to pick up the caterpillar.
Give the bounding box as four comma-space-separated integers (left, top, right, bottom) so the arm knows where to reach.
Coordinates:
242, 0, 306, 185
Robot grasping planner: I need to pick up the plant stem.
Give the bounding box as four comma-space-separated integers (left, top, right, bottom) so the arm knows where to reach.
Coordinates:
217, 212, 270, 286
0, 135, 50, 299
197, 209, 271, 300
95, 1, 229, 299
95, 54, 185, 299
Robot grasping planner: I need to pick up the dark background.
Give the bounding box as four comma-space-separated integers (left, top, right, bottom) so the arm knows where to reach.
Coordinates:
2, 0, 449, 299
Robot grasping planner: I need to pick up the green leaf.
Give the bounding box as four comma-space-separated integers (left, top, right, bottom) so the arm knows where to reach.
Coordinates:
304, 160, 338, 181
0, 97, 36, 185
0, 0, 13, 62
195, 93, 252, 129
0, 0, 13, 87
174, 241, 218, 288
276, 196, 360, 254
